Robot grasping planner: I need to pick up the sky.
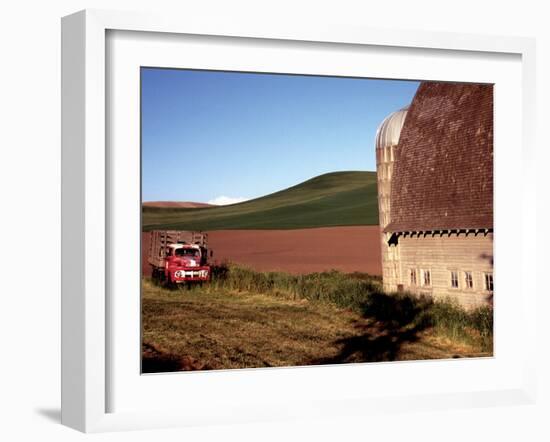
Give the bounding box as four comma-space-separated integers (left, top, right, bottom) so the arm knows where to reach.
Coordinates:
141, 68, 419, 204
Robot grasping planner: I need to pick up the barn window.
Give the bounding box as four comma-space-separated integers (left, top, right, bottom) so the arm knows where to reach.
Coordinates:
421, 269, 431, 286
450, 271, 459, 288
464, 271, 473, 289
485, 273, 494, 291
410, 269, 417, 285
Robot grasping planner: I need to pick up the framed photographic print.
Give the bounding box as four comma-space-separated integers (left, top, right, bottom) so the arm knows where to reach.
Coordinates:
61, 9, 537, 433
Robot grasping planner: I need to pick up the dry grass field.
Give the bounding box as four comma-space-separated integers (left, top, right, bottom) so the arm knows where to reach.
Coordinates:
141, 275, 491, 373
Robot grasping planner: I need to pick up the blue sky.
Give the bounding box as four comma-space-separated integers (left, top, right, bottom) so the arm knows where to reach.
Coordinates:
141, 68, 419, 204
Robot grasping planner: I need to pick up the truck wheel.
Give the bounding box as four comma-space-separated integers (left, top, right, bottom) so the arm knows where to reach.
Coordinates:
152, 268, 164, 286
164, 278, 175, 290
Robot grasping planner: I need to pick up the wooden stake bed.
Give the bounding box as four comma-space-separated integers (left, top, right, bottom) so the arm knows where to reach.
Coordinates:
147, 230, 208, 269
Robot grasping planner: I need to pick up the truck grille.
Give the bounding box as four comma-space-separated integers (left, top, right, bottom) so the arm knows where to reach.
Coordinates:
174, 270, 208, 278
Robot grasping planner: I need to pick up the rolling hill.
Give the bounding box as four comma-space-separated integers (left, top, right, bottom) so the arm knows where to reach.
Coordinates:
142, 201, 215, 209
142, 171, 379, 231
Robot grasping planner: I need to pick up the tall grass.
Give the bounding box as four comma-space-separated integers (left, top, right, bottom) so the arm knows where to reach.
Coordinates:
200, 263, 493, 352
209, 264, 381, 309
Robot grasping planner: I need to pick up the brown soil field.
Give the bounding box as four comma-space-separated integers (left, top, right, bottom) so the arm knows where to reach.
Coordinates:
142, 201, 215, 208
142, 226, 381, 276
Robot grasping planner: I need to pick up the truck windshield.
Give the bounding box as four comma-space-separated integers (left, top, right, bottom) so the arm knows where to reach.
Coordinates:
175, 248, 200, 257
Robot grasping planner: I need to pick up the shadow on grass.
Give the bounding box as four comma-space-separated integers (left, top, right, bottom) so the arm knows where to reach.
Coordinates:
142, 342, 212, 373
312, 291, 434, 364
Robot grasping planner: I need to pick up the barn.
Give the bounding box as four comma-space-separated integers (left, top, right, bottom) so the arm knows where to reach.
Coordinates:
375, 82, 494, 308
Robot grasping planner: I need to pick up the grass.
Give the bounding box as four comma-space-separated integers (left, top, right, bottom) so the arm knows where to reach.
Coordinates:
142, 171, 379, 231
142, 265, 493, 372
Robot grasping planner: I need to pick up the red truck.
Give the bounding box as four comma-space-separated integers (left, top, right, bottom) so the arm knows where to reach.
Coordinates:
148, 230, 212, 285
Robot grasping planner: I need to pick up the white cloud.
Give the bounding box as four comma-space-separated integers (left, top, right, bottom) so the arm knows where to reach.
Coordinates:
207, 195, 249, 206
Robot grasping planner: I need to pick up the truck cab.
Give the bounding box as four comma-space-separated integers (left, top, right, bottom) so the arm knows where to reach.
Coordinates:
163, 243, 210, 283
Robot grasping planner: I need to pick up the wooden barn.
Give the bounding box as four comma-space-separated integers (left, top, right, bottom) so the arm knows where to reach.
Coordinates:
375, 82, 494, 308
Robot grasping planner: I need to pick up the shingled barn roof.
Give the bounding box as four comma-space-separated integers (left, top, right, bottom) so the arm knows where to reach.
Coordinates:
385, 82, 493, 233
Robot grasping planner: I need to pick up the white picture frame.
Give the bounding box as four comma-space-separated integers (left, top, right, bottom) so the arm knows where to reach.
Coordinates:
61, 9, 537, 433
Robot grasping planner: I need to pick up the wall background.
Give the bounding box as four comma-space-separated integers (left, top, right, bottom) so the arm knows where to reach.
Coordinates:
0, 1, 547, 441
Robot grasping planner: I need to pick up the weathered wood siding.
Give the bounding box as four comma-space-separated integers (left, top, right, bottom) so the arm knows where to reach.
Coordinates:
388, 232, 493, 308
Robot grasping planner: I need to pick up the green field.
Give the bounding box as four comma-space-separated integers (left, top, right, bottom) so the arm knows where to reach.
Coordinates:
142, 171, 378, 231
